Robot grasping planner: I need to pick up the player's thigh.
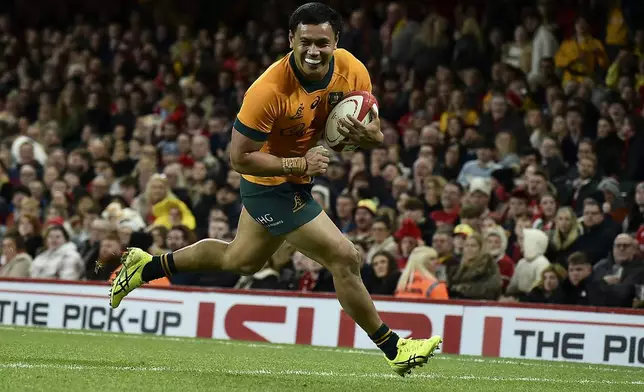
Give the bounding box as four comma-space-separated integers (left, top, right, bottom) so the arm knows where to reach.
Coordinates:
226, 208, 285, 273
285, 210, 360, 272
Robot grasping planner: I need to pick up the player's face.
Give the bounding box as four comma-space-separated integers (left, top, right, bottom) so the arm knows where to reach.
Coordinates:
290, 23, 337, 80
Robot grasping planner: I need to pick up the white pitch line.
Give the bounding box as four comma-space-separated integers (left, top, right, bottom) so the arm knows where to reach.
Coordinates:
1, 362, 643, 386
0, 326, 640, 374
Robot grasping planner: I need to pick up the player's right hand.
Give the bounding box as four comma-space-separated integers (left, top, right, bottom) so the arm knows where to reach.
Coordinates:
304, 145, 330, 176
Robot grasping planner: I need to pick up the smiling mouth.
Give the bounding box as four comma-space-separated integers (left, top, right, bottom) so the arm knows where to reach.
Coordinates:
304, 58, 321, 66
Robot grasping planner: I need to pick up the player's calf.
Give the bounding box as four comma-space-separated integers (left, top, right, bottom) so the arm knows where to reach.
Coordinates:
322, 243, 401, 361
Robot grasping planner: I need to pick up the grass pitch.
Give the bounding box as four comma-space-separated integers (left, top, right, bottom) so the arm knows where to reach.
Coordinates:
0, 326, 642, 392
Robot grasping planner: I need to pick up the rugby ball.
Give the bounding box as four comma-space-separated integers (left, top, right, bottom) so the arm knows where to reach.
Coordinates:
324, 91, 379, 152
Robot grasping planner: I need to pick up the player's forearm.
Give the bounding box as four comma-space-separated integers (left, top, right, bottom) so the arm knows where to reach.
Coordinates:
231, 151, 305, 177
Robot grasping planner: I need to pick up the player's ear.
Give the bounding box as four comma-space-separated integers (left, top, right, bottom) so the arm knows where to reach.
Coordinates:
334, 33, 339, 49
289, 31, 294, 49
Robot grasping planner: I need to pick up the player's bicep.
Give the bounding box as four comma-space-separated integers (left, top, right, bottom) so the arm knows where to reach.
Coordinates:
232, 127, 264, 154
230, 127, 265, 167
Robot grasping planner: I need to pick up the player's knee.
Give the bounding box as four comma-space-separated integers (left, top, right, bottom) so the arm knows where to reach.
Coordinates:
328, 245, 361, 278
221, 249, 264, 275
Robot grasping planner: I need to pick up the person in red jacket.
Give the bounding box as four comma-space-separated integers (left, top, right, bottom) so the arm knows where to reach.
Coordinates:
484, 225, 515, 292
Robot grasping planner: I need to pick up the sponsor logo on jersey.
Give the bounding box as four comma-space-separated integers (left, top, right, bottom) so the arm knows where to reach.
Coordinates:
310, 96, 321, 109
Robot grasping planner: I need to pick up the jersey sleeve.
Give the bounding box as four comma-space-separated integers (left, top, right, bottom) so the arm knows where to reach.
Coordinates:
353, 58, 373, 93
234, 83, 281, 142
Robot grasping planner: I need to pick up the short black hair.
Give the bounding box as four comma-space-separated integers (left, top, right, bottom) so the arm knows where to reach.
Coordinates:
289, 2, 342, 37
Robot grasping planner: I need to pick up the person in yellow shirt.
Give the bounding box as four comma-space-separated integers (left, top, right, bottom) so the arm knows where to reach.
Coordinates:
439, 89, 479, 132
605, 0, 629, 58
555, 15, 609, 85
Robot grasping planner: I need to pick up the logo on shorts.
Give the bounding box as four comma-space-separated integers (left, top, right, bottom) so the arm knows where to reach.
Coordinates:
256, 214, 274, 225
290, 103, 304, 119
328, 92, 343, 108
293, 193, 306, 213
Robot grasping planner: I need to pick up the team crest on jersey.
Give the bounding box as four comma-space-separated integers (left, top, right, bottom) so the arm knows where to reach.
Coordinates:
293, 193, 306, 213
290, 103, 304, 119
328, 92, 343, 108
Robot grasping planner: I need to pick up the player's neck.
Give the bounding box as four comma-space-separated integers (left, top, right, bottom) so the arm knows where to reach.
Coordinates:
289, 53, 335, 93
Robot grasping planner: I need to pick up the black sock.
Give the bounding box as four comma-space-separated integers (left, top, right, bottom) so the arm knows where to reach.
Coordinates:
141, 253, 178, 282
370, 323, 399, 360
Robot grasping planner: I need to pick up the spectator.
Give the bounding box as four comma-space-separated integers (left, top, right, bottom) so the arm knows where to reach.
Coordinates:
452, 17, 483, 71
483, 226, 515, 292
506, 228, 551, 298
94, 233, 124, 281
502, 25, 532, 74
547, 206, 583, 267
340, 9, 382, 66
550, 251, 608, 306
457, 141, 501, 187
0, 232, 32, 277
533, 193, 558, 232
578, 197, 620, 264
395, 246, 448, 300
381, 2, 419, 65
597, 178, 628, 224
366, 251, 401, 296
17, 214, 43, 258
439, 89, 479, 133
430, 181, 462, 229
208, 218, 230, 240
479, 91, 527, 146
366, 217, 398, 264
465, 177, 492, 217
449, 233, 502, 300
554, 15, 609, 85
594, 234, 644, 289
627, 182, 644, 240
80, 218, 112, 279
594, 117, 623, 178
562, 155, 599, 215
452, 223, 473, 257
149, 225, 169, 255
409, 14, 451, 79
352, 199, 376, 242
431, 229, 459, 284
523, 264, 567, 303
495, 131, 520, 169
394, 218, 423, 269
529, 8, 559, 84
288, 251, 334, 293
152, 198, 196, 230
30, 225, 83, 280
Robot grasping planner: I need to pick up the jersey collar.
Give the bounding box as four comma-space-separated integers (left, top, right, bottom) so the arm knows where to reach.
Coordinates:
289, 52, 335, 94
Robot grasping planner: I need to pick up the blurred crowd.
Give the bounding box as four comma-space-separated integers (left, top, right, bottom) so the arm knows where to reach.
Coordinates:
1, 0, 644, 308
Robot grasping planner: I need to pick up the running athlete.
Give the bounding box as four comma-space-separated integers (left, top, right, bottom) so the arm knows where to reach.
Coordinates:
107, 2, 442, 376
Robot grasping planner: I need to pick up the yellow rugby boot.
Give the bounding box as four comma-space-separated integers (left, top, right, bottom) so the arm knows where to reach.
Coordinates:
386, 335, 443, 376
109, 248, 153, 309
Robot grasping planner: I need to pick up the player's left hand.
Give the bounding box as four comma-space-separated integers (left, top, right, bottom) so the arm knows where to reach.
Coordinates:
337, 112, 383, 148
